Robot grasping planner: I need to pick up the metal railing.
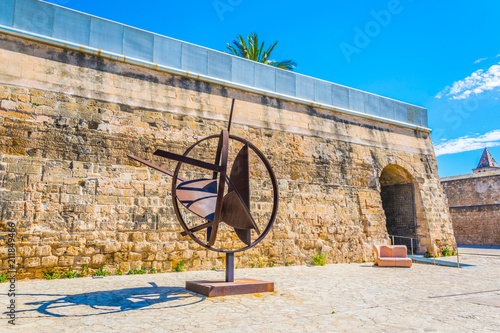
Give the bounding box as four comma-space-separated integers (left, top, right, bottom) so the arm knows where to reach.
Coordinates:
0, 0, 429, 130
389, 235, 460, 268
431, 240, 460, 268
389, 235, 415, 261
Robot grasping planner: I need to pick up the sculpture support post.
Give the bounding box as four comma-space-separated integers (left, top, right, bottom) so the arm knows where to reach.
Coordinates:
226, 253, 234, 282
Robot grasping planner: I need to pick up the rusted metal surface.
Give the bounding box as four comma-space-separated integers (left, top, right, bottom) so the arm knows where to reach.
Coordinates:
227, 144, 252, 245
154, 149, 223, 173
127, 154, 187, 182
225, 253, 234, 283
167, 133, 278, 253
130, 132, 278, 252
208, 130, 229, 247
227, 99, 235, 134
128, 98, 279, 289
185, 279, 274, 297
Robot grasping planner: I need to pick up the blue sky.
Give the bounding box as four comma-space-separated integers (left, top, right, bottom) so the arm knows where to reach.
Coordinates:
44, 0, 500, 177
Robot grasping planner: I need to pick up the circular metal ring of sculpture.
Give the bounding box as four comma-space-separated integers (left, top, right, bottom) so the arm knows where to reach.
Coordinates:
171, 134, 279, 253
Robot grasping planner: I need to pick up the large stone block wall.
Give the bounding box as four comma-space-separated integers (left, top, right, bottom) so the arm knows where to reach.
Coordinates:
441, 171, 500, 245
0, 33, 455, 279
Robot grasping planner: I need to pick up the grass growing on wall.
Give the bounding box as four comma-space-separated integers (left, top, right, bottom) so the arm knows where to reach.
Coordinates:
313, 253, 326, 266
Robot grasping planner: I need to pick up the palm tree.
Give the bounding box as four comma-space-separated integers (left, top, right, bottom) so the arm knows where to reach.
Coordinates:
227, 32, 297, 71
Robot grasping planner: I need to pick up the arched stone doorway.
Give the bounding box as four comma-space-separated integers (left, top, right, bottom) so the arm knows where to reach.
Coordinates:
379, 165, 418, 250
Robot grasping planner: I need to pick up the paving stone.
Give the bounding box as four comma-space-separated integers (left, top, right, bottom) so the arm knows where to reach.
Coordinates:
0, 248, 499, 331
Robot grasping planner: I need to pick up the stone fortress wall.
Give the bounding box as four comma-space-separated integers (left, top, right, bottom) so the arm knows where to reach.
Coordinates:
441, 171, 500, 245
0, 32, 455, 278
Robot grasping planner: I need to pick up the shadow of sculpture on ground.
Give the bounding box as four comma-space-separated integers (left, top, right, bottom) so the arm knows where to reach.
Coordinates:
13, 282, 205, 318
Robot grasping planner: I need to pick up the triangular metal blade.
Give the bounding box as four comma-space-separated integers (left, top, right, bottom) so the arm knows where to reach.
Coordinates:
235, 229, 251, 247
230, 144, 250, 205
223, 144, 254, 246
221, 191, 253, 246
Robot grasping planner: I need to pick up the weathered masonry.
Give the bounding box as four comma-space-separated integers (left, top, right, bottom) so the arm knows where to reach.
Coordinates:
441, 149, 500, 246
0, 0, 455, 279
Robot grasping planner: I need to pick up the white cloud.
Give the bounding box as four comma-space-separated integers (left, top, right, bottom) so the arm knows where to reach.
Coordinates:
434, 130, 500, 156
474, 57, 487, 64
436, 62, 500, 100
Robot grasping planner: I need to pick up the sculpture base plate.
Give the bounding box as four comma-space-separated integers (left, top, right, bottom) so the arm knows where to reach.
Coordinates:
186, 279, 274, 297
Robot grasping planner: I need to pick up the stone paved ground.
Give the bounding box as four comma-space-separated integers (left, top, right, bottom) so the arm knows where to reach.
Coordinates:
1, 247, 499, 332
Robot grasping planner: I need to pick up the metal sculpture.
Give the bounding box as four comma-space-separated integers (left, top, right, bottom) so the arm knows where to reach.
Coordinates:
128, 99, 278, 296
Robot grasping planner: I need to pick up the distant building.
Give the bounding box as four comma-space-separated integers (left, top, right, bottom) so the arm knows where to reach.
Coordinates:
472, 148, 500, 174
441, 148, 500, 245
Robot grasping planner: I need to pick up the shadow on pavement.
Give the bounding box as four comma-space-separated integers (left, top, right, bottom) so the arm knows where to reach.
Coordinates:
15, 282, 205, 318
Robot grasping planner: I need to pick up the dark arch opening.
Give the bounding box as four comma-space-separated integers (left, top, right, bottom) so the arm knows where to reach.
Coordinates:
379, 165, 418, 250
